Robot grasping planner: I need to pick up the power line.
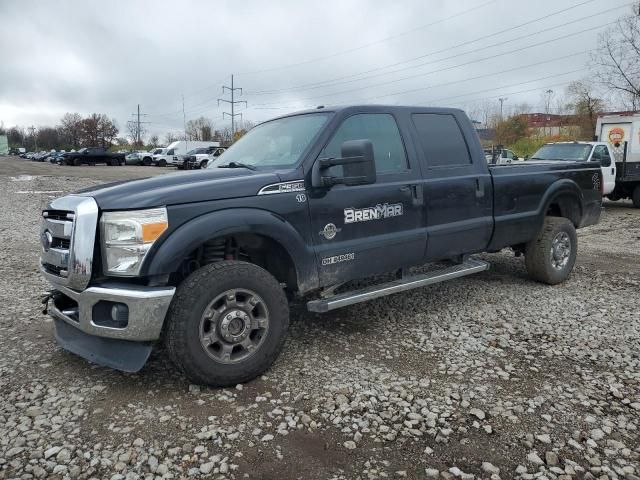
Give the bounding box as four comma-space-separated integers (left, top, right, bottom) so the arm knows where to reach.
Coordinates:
236, 0, 499, 76
218, 75, 247, 135
251, 19, 617, 108
244, 0, 605, 96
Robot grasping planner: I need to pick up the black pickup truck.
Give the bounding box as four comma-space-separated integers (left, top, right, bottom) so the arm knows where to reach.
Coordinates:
40, 105, 602, 386
64, 147, 126, 166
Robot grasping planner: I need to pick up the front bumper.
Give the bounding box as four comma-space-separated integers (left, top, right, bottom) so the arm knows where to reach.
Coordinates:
45, 279, 175, 342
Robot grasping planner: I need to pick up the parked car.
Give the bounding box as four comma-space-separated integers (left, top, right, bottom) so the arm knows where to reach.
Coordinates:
63, 147, 126, 166
529, 142, 617, 195
153, 141, 220, 167
182, 146, 227, 170
178, 146, 226, 170
124, 151, 148, 166
40, 105, 602, 386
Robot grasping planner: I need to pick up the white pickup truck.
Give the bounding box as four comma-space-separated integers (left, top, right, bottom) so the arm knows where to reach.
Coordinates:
529, 142, 616, 195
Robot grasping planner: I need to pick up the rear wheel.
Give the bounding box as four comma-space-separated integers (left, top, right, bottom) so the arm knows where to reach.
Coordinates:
165, 261, 289, 386
143, 157, 152, 166
73, 158, 82, 166
525, 217, 577, 285
632, 185, 640, 208
159, 159, 167, 167
200, 160, 208, 169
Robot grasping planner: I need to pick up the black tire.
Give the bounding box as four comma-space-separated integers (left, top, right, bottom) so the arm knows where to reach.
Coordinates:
525, 217, 577, 285
200, 160, 208, 169
109, 159, 119, 166
165, 261, 289, 386
632, 185, 640, 208
158, 159, 167, 167
143, 157, 152, 166
73, 158, 82, 166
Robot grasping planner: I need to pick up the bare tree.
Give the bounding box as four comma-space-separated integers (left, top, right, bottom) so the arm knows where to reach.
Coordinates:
566, 80, 607, 139
591, 7, 640, 109
164, 132, 179, 145
148, 134, 160, 148
60, 113, 83, 149
186, 117, 214, 141
126, 120, 147, 147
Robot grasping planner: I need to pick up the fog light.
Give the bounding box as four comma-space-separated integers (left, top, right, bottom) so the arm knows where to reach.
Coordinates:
111, 303, 128, 324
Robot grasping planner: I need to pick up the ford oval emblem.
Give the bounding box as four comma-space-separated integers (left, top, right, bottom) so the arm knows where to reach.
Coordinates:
41, 230, 53, 251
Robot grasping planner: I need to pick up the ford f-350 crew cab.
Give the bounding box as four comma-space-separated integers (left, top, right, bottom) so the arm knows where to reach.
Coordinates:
40, 105, 603, 386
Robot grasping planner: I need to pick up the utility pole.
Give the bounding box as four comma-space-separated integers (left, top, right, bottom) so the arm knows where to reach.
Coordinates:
218, 75, 247, 137
498, 97, 508, 120
130, 104, 150, 147
29, 126, 37, 151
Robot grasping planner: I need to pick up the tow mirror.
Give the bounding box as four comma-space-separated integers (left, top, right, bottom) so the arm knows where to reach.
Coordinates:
601, 156, 611, 167
312, 139, 377, 188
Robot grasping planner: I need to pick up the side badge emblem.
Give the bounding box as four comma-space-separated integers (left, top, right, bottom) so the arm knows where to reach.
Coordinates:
320, 223, 340, 240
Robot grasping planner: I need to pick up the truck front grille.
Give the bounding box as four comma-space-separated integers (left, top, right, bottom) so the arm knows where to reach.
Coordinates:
39, 196, 98, 291
41, 211, 74, 278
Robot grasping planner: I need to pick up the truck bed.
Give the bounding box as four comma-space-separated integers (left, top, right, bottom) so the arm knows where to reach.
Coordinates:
488, 161, 602, 250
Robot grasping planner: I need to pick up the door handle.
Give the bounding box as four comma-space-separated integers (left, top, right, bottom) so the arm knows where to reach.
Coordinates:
399, 185, 411, 192
475, 178, 485, 198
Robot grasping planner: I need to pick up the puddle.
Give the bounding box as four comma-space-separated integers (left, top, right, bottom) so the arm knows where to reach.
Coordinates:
10, 175, 35, 181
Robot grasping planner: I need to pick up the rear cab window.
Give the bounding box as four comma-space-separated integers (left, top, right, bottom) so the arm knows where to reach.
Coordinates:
411, 113, 472, 168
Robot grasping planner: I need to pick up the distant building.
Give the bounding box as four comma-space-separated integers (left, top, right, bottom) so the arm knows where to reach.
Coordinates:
519, 113, 580, 137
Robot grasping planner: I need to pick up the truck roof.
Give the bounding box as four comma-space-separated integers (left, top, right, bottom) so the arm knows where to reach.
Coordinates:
272, 104, 466, 120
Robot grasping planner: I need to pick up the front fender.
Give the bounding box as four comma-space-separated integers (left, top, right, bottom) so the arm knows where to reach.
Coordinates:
141, 208, 319, 293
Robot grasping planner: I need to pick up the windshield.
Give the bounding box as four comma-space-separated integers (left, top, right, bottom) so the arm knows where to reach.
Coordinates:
208, 113, 330, 169
186, 148, 203, 155
78, 148, 87, 153
531, 144, 592, 161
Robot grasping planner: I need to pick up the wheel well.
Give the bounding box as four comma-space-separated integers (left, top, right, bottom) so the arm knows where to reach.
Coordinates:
174, 233, 298, 293
546, 194, 581, 226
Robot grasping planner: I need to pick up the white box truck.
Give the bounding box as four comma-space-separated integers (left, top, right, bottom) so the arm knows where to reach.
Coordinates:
152, 141, 220, 167
595, 113, 640, 207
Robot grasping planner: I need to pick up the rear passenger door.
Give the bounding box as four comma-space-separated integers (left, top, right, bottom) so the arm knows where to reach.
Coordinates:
410, 113, 493, 261
307, 112, 426, 284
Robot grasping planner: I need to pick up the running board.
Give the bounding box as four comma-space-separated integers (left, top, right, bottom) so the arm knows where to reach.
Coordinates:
307, 258, 489, 313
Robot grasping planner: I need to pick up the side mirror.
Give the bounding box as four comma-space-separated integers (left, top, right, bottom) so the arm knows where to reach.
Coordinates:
312, 139, 377, 188
512, 155, 519, 161
601, 156, 611, 167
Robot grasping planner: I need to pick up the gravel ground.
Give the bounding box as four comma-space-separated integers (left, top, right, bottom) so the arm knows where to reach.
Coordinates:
0, 156, 639, 480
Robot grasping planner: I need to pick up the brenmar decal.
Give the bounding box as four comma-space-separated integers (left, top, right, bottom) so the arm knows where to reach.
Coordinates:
321, 252, 355, 266
257, 180, 305, 195
344, 203, 403, 224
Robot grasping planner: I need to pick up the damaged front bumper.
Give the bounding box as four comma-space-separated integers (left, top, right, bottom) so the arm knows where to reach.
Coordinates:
44, 280, 175, 372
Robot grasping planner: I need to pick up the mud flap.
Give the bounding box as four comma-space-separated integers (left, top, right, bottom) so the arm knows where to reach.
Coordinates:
53, 319, 152, 373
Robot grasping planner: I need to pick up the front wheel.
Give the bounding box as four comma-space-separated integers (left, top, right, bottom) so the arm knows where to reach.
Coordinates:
158, 159, 167, 167
525, 217, 577, 285
632, 185, 640, 208
200, 160, 208, 169
143, 157, 152, 166
165, 261, 289, 386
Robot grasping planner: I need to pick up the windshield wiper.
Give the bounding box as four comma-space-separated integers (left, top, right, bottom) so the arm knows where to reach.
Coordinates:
217, 161, 256, 171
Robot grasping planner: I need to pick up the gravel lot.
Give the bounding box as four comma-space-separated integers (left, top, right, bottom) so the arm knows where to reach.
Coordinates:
0, 156, 639, 480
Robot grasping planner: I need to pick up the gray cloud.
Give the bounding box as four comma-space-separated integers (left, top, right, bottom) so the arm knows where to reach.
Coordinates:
0, 0, 628, 138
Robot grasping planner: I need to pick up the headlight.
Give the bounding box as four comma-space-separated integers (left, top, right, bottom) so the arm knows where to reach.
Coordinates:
100, 207, 168, 276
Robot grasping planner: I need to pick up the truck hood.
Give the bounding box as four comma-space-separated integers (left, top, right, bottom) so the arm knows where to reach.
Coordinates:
75, 168, 281, 210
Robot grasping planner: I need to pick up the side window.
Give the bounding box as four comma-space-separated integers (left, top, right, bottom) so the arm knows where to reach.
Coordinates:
411, 113, 472, 167
321, 113, 408, 174
167, 149, 174, 155
593, 145, 609, 161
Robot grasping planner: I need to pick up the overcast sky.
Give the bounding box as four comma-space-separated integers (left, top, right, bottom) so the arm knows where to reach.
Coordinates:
0, 0, 630, 139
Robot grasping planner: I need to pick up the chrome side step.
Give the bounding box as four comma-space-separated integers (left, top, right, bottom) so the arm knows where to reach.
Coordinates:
307, 258, 489, 313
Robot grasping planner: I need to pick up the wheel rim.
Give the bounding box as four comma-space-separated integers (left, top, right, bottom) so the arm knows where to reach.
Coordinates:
199, 288, 269, 364
550, 231, 571, 270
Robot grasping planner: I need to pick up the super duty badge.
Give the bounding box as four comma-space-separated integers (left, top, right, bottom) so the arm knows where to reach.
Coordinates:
344, 203, 403, 224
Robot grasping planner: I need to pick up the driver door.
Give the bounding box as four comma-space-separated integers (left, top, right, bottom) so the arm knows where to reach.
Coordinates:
307, 112, 426, 285
592, 145, 616, 195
